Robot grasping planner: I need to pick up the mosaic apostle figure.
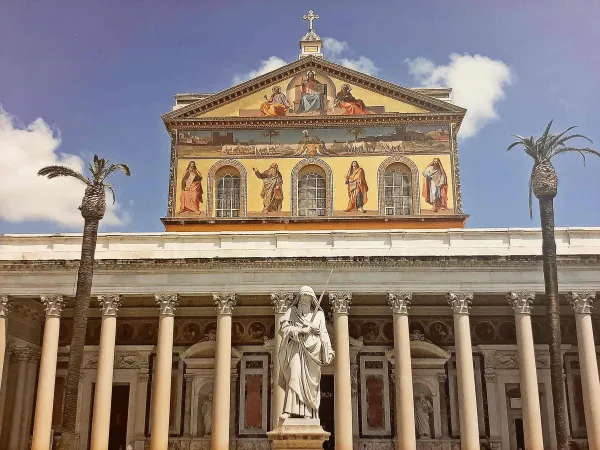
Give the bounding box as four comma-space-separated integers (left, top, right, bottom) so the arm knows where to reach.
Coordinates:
253, 163, 284, 212
422, 158, 448, 212
278, 285, 334, 419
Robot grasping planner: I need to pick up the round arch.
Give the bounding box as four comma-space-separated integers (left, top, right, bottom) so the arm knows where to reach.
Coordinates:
290, 158, 334, 216
206, 159, 248, 217
377, 155, 421, 215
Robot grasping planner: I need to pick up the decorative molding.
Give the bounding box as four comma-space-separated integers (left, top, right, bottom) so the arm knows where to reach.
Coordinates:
290, 158, 334, 216
388, 292, 412, 315
377, 156, 421, 215
98, 294, 121, 317
41, 295, 64, 317
214, 293, 236, 315
0, 296, 9, 317
507, 291, 535, 315
436, 373, 448, 382
568, 291, 595, 315
138, 373, 150, 382
484, 373, 497, 382
206, 159, 248, 217
155, 293, 179, 316
167, 129, 177, 217
271, 292, 294, 314
329, 292, 352, 314
450, 123, 463, 214
446, 292, 472, 315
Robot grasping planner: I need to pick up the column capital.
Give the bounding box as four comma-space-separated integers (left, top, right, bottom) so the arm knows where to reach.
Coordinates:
507, 291, 535, 315
12, 347, 32, 362
329, 291, 352, 315
446, 292, 473, 315
567, 291, 596, 315
41, 295, 64, 317
388, 292, 412, 315
98, 294, 122, 317
214, 293, 236, 315
155, 293, 179, 316
0, 295, 10, 317
271, 292, 294, 314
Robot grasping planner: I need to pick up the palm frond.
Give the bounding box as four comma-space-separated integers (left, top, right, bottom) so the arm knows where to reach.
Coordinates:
550, 147, 600, 166
546, 126, 577, 148
507, 140, 524, 151
538, 119, 554, 151
101, 163, 131, 181
38, 166, 90, 185
528, 165, 535, 219
103, 183, 116, 204
552, 133, 593, 149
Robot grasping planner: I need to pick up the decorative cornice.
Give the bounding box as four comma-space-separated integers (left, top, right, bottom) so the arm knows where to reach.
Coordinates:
41, 295, 64, 317
214, 293, 236, 315
446, 292, 473, 315
98, 294, 121, 317
0, 296, 10, 317
271, 292, 294, 314
329, 292, 352, 314
568, 291, 595, 315
388, 292, 412, 315
507, 292, 535, 315
155, 293, 179, 316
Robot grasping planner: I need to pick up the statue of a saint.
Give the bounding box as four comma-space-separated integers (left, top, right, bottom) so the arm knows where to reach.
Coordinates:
278, 285, 334, 419
201, 392, 213, 436
414, 393, 433, 437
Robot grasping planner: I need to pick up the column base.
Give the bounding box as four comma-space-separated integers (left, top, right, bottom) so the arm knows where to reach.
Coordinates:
267, 418, 331, 450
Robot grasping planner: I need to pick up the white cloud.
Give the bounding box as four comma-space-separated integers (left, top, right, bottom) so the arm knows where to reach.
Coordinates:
338, 56, 379, 76
322, 37, 349, 59
405, 53, 513, 139
232, 56, 287, 85
323, 37, 379, 76
0, 108, 128, 229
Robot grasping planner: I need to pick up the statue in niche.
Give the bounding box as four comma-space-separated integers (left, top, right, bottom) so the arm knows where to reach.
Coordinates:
278, 285, 334, 420
414, 392, 433, 438
201, 392, 213, 436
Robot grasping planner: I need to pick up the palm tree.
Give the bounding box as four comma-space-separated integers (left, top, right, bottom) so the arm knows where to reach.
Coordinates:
263, 129, 280, 145
38, 155, 130, 450
508, 120, 599, 450
345, 127, 365, 142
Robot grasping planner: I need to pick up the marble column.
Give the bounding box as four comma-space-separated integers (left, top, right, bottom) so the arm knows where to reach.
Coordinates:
0, 344, 11, 438
0, 296, 9, 393
183, 374, 193, 436
212, 293, 236, 450
134, 372, 150, 450
150, 294, 179, 450
271, 292, 293, 426
447, 292, 479, 450
508, 292, 544, 450
329, 292, 353, 450
31, 295, 64, 450
9, 348, 31, 450
388, 293, 416, 450
20, 350, 41, 450
568, 291, 600, 450
90, 294, 122, 450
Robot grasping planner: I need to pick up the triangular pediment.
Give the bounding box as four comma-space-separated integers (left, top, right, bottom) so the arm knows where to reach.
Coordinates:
163, 56, 465, 122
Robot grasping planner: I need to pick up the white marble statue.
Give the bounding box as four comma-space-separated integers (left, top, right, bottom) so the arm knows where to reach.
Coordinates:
126, 443, 133, 450
278, 285, 335, 419
201, 392, 213, 435
414, 392, 433, 438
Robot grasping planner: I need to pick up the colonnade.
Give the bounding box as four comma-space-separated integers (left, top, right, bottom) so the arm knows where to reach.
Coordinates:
0, 291, 597, 450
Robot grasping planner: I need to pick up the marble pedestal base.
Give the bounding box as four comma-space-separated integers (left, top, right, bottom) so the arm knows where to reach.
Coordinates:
267, 418, 331, 450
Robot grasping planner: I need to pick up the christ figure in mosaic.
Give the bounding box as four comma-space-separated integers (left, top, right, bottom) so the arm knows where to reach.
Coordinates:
278, 285, 334, 419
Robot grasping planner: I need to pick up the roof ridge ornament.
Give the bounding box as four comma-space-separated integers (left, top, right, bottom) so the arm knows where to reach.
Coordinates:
303, 10, 319, 32
299, 10, 323, 59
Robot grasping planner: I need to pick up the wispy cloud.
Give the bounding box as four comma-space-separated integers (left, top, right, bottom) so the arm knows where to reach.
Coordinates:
232, 56, 287, 85
323, 37, 379, 76
0, 108, 128, 229
405, 54, 513, 139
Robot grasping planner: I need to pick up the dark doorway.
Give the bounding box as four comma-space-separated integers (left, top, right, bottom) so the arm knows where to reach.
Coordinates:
514, 418, 525, 450
319, 375, 335, 450
108, 385, 130, 450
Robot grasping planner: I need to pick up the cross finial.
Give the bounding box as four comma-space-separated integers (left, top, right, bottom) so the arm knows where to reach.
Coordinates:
303, 10, 319, 31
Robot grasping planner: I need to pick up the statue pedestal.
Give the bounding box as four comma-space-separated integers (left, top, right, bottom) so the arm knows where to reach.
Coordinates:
267, 418, 330, 450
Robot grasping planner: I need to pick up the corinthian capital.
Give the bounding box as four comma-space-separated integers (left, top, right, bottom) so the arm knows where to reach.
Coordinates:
446, 292, 473, 315
567, 291, 595, 315
388, 292, 412, 315
214, 293, 236, 315
0, 296, 10, 317
329, 292, 352, 315
41, 295, 64, 317
507, 292, 535, 315
98, 294, 121, 317
271, 292, 294, 314
155, 293, 179, 316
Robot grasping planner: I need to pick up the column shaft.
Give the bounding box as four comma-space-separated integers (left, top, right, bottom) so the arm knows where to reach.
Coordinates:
150, 315, 174, 450
20, 356, 40, 450
394, 314, 416, 449
212, 312, 233, 450
9, 351, 29, 450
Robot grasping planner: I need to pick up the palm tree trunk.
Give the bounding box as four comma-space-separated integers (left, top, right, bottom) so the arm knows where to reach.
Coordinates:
59, 218, 100, 450
539, 197, 569, 450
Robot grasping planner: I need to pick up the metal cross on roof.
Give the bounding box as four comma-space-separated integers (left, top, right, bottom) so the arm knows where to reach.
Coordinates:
303, 10, 319, 31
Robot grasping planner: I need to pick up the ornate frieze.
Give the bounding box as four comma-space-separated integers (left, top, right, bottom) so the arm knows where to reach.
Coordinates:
329, 292, 352, 314
271, 292, 294, 314
41, 295, 64, 317
388, 292, 411, 315
568, 291, 595, 315
507, 291, 535, 315
482, 349, 551, 370
0, 296, 10, 317
155, 293, 179, 316
98, 294, 121, 317
446, 292, 473, 315
214, 293, 236, 315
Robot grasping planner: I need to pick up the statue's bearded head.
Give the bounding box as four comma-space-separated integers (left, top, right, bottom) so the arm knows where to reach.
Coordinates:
298, 294, 312, 316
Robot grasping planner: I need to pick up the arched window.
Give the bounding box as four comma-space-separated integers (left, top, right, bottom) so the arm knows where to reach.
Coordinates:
298, 166, 326, 217
383, 163, 412, 215
214, 166, 241, 217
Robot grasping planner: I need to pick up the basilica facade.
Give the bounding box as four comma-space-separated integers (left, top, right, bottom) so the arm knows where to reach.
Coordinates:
0, 14, 600, 450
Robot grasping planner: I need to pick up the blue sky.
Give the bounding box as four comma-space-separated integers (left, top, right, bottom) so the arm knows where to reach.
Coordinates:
0, 0, 599, 233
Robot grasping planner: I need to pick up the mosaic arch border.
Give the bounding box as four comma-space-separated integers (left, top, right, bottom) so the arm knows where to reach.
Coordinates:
206, 159, 248, 217
377, 156, 421, 215
290, 158, 334, 216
